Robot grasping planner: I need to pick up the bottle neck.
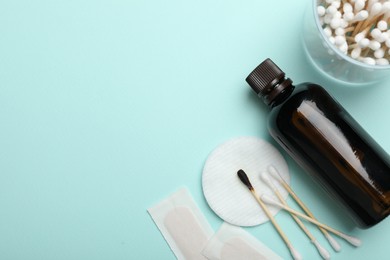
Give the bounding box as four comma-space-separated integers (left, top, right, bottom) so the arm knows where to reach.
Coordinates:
261, 77, 294, 108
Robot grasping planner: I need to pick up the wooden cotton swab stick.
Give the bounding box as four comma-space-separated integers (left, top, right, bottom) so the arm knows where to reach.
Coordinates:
237, 169, 302, 260
268, 165, 342, 252
260, 172, 331, 260
260, 194, 362, 247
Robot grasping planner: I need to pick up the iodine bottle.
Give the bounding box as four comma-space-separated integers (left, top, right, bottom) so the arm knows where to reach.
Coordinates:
246, 58, 390, 228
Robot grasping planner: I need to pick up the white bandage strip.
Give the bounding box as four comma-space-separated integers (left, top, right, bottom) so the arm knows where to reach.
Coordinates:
202, 222, 283, 260
148, 188, 214, 260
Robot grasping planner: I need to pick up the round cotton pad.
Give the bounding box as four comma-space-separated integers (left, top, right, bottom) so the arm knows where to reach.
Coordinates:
202, 136, 290, 227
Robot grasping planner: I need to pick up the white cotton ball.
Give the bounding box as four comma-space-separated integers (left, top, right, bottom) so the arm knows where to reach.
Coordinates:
376, 58, 389, 65
377, 20, 388, 31
355, 0, 365, 12
386, 38, 390, 48
343, 3, 353, 13
327, 5, 338, 15
371, 28, 382, 40
343, 12, 355, 22
329, 36, 336, 44
368, 0, 379, 9
323, 26, 332, 37
358, 38, 370, 48
317, 6, 326, 17
361, 57, 376, 65
369, 40, 381, 50
339, 42, 348, 53
377, 32, 389, 43
335, 27, 345, 36
351, 47, 362, 59
354, 10, 369, 21
324, 14, 333, 24
374, 48, 385, 58
370, 3, 383, 17
383, 2, 390, 13
331, 1, 341, 9
335, 35, 346, 46
355, 32, 366, 43
333, 11, 342, 19
331, 18, 342, 29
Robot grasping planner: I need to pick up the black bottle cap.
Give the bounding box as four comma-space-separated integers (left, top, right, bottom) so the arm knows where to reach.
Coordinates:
245, 58, 285, 96
246, 58, 292, 105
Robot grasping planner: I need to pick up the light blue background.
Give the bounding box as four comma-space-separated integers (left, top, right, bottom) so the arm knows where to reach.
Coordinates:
1, 0, 390, 259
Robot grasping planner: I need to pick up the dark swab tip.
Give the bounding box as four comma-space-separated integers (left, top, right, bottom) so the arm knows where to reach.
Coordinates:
237, 169, 253, 190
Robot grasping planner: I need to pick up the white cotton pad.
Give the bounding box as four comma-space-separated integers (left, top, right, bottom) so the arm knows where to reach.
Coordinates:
202, 136, 290, 226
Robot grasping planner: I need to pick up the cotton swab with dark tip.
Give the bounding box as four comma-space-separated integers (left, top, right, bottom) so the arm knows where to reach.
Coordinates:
268, 165, 341, 252
237, 169, 254, 190
261, 172, 330, 260
237, 169, 302, 260
261, 194, 362, 247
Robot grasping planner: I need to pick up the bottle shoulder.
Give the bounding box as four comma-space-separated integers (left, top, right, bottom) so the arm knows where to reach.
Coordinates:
270, 82, 328, 113
290, 82, 326, 97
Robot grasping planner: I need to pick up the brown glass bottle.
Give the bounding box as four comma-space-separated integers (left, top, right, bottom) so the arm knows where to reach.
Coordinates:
246, 59, 390, 228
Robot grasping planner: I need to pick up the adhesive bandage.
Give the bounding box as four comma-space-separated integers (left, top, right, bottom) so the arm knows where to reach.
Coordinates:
148, 188, 214, 260
202, 222, 283, 260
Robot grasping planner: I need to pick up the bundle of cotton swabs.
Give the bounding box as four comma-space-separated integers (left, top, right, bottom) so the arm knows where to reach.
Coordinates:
238, 167, 362, 260
317, 0, 390, 65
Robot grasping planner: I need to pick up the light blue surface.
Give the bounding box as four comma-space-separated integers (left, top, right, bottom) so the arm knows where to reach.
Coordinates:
1, 1, 390, 259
